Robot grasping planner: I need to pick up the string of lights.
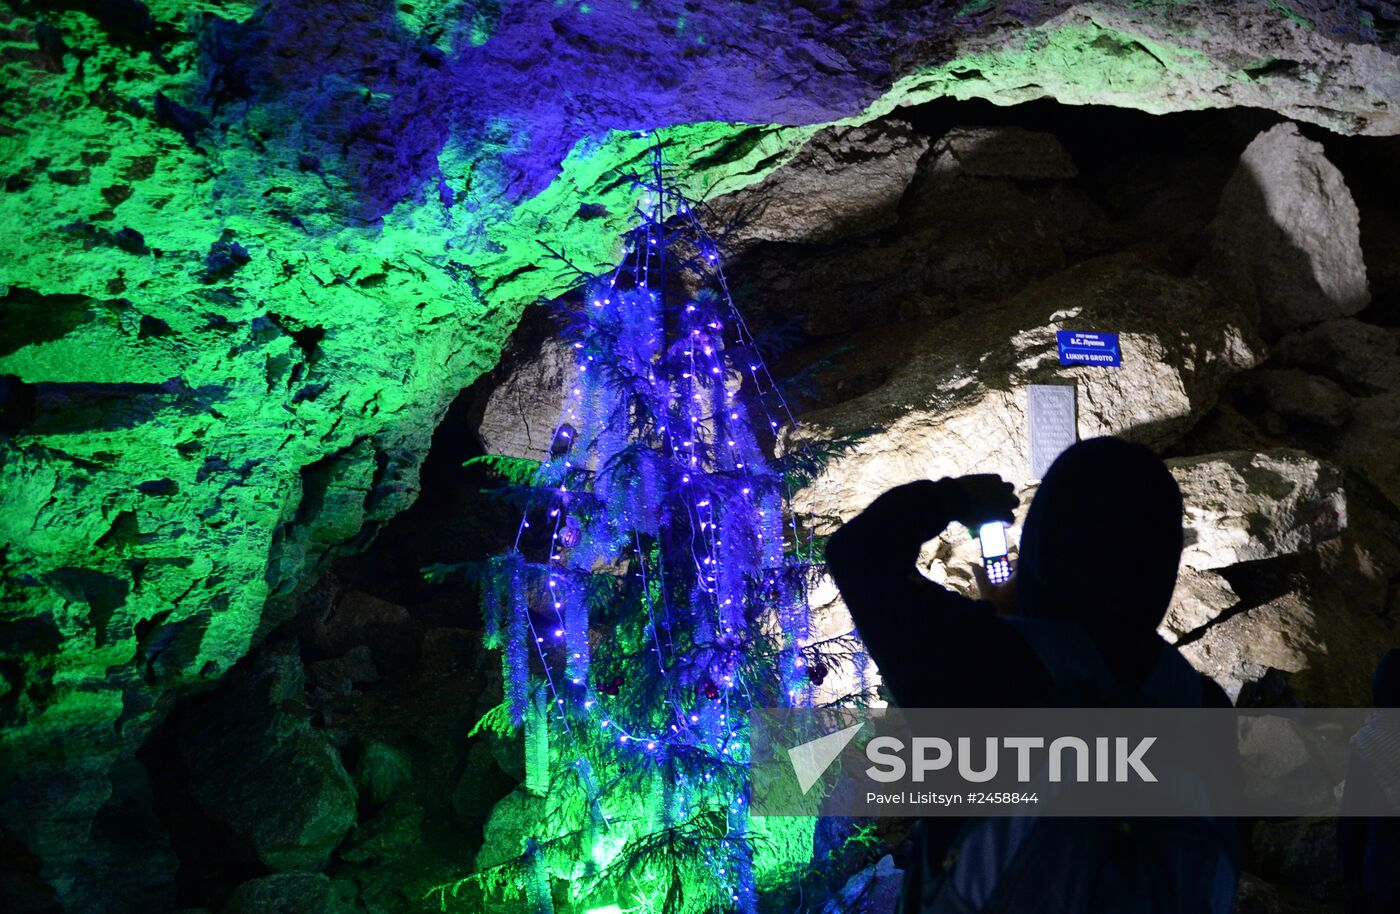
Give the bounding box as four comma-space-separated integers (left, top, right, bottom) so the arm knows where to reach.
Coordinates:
473, 136, 855, 914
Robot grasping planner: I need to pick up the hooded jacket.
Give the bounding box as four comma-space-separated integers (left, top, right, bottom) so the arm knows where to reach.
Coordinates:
824, 436, 1224, 709
1339, 649, 1400, 908
824, 437, 1236, 882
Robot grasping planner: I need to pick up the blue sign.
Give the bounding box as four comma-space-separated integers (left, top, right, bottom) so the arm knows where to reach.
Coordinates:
1056, 330, 1121, 367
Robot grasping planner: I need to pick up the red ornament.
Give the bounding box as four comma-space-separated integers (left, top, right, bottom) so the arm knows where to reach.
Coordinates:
558, 515, 582, 548
601, 674, 623, 696
698, 678, 720, 700
807, 660, 829, 687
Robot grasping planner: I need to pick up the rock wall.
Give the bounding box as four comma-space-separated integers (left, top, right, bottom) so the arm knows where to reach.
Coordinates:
746, 113, 1400, 713
2, 1, 1400, 912
470, 103, 1400, 909
463, 82, 1400, 914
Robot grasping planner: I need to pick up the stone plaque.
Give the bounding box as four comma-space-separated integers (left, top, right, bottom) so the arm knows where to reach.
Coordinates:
1028, 384, 1077, 480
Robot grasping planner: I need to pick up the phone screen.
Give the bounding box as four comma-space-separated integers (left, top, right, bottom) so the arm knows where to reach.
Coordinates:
978, 522, 1009, 560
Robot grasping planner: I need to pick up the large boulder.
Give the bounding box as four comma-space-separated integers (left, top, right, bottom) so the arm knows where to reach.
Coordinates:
716, 123, 1099, 338
1180, 528, 1400, 707
1160, 568, 1239, 644
1200, 122, 1369, 336
1334, 392, 1400, 510
1179, 592, 1322, 703
222, 873, 352, 914
178, 645, 357, 872
718, 118, 929, 246
1273, 318, 1400, 394
302, 588, 417, 664
923, 126, 1079, 180
818, 854, 905, 914
476, 340, 576, 462
1166, 449, 1346, 571
1229, 369, 1353, 430
789, 253, 1265, 529
474, 788, 547, 871
338, 799, 423, 867
350, 742, 413, 809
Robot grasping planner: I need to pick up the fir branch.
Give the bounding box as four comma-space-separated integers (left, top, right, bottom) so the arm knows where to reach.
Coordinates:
470, 479, 606, 514
468, 700, 517, 738
419, 561, 475, 584
776, 344, 854, 405
463, 454, 544, 486
743, 316, 806, 364
537, 240, 607, 285
776, 428, 874, 490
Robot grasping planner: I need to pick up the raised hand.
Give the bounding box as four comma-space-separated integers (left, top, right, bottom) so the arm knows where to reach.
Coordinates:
949, 474, 1019, 530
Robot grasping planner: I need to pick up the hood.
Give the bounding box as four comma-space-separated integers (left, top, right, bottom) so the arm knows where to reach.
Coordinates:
1017, 437, 1184, 637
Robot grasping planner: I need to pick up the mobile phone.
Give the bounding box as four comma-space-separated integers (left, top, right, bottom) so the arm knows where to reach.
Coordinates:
978, 522, 1012, 585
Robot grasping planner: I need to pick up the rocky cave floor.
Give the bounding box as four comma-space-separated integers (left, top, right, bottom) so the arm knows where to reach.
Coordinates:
21, 99, 1400, 914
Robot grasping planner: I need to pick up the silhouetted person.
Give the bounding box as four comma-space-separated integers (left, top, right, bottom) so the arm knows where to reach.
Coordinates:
1339, 649, 1400, 914
825, 436, 1239, 913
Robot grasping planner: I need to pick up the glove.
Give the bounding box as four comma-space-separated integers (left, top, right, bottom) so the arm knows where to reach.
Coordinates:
948, 473, 1018, 530
858, 475, 1017, 546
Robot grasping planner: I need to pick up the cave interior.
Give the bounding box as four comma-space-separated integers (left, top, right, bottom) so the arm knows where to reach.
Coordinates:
2, 3, 1400, 914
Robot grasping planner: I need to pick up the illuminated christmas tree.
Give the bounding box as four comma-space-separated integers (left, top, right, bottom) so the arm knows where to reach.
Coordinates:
435, 141, 867, 914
